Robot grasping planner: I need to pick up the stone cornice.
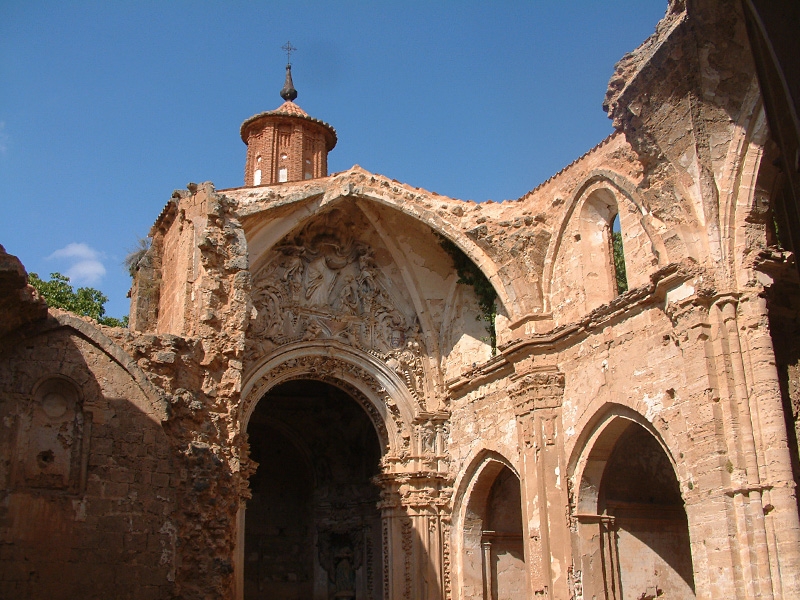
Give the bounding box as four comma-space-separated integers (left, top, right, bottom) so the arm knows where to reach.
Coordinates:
447, 261, 702, 396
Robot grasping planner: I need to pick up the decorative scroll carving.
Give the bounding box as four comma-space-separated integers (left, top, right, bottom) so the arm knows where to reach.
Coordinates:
247, 211, 427, 404
401, 517, 413, 600
376, 472, 454, 517
442, 518, 452, 600
373, 470, 452, 600
365, 524, 375, 599
245, 354, 406, 453
382, 515, 390, 600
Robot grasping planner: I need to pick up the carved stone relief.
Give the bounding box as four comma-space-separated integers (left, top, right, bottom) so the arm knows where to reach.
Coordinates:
510, 369, 565, 450
317, 527, 367, 600
244, 354, 402, 455
13, 377, 91, 494
247, 210, 428, 406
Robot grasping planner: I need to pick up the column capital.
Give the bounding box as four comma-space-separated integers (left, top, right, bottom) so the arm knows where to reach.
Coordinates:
509, 368, 565, 417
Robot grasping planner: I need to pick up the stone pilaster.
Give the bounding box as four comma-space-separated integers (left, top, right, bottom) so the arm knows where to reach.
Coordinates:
509, 368, 568, 599
376, 471, 453, 600
726, 294, 800, 599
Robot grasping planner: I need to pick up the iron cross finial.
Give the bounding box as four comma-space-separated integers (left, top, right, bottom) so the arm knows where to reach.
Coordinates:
282, 41, 297, 65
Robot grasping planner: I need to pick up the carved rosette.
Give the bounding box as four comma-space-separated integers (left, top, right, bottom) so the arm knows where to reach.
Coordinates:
246, 211, 428, 405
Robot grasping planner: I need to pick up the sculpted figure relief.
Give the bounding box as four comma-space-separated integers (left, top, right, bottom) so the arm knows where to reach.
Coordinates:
248, 211, 427, 399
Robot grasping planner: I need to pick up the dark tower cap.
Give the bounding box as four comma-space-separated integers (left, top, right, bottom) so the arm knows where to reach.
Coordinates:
280, 64, 298, 102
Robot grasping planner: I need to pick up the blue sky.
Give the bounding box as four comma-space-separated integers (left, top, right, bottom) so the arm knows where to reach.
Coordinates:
1, 1, 666, 320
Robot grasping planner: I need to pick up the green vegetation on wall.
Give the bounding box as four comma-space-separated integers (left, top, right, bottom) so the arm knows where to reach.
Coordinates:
438, 236, 497, 355
612, 231, 628, 294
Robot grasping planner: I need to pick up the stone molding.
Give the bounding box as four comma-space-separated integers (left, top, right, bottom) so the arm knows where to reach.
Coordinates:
243, 352, 397, 454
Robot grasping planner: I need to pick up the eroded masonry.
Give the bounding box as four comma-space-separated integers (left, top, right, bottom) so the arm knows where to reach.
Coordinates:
3, 1, 800, 599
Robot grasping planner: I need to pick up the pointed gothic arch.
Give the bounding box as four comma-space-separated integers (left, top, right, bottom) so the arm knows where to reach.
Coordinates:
237, 174, 521, 321
569, 405, 695, 600
451, 450, 526, 600
543, 171, 665, 318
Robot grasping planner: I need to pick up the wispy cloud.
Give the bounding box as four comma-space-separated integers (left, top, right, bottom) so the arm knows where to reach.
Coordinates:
47, 243, 106, 285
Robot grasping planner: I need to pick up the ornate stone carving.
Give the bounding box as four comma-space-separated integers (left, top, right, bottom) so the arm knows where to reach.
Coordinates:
244, 354, 405, 453
365, 524, 375, 599
441, 518, 452, 600
376, 472, 454, 516
382, 514, 390, 600
509, 369, 566, 416
568, 565, 584, 600
318, 528, 363, 600
247, 211, 428, 406
401, 517, 413, 599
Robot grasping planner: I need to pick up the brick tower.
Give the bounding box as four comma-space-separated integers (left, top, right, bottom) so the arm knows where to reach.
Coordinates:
240, 62, 337, 187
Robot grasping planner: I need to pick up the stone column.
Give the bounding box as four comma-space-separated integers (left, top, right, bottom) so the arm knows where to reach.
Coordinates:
726, 293, 800, 599
666, 292, 800, 599
666, 296, 743, 599
509, 368, 569, 599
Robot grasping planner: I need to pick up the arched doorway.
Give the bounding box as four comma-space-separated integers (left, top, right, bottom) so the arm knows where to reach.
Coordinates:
244, 379, 383, 600
574, 416, 695, 600
459, 456, 526, 600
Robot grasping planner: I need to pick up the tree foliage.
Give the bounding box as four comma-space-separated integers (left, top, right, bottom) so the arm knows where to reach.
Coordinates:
28, 272, 128, 327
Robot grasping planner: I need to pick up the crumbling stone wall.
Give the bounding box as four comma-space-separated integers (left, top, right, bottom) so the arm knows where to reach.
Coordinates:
3, 1, 800, 599
123, 182, 252, 598
0, 245, 47, 338
0, 313, 176, 600
0, 178, 253, 599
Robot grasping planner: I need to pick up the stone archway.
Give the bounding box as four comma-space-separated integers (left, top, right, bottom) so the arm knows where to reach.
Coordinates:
572, 413, 695, 600
455, 453, 526, 600
244, 379, 384, 600
237, 349, 452, 600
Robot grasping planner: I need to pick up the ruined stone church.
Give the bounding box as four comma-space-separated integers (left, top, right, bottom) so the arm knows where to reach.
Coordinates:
2, 1, 799, 599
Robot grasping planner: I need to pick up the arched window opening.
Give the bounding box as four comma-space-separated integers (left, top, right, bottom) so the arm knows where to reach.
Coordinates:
758, 140, 799, 267
611, 213, 628, 294
579, 189, 622, 309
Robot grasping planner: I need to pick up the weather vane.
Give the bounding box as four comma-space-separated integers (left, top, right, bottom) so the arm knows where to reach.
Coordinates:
282, 41, 297, 65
